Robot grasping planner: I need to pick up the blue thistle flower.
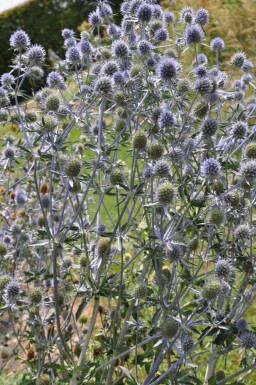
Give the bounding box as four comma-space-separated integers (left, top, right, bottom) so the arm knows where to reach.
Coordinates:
64, 37, 77, 48
107, 23, 121, 39
3, 146, 16, 160
1, 73, 15, 88
158, 110, 175, 129
143, 166, 153, 179
194, 77, 212, 94
66, 46, 81, 64
236, 319, 248, 330
153, 159, 170, 177
210, 37, 225, 52
113, 72, 124, 85
158, 57, 180, 81
26, 45, 45, 66
241, 160, 256, 183
202, 118, 219, 137
0, 108, 9, 123
241, 73, 253, 86
194, 65, 207, 78
80, 40, 92, 54
155, 27, 169, 42
208, 66, 219, 77
217, 71, 227, 88
207, 92, 219, 103
94, 76, 113, 97
246, 103, 256, 117
242, 59, 254, 72
97, 223, 106, 234
138, 40, 152, 56
195, 53, 208, 65
232, 80, 243, 89
130, 0, 143, 17
88, 10, 103, 28
62, 28, 75, 39
137, 3, 153, 23
146, 57, 157, 68
120, 2, 129, 15
91, 63, 102, 75
152, 4, 163, 19
46, 71, 66, 89
10, 29, 30, 50
152, 107, 162, 122
150, 19, 163, 32
97, 3, 113, 18
28, 66, 44, 81
112, 40, 129, 58
231, 121, 247, 139
201, 158, 221, 179
121, 18, 133, 34
185, 24, 204, 45
180, 6, 194, 23
230, 52, 247, 68
195, 8, 209, 26
164, 11, 175, 24
101, 61, 119, 76
15, 188, 27, 205
6, 280, 20, 300
240, 332, 256, 349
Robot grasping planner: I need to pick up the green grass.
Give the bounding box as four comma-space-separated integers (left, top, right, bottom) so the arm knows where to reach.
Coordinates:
0, 371, 25, 385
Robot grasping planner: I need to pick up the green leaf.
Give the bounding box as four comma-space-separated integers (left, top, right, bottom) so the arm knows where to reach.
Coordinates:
76, 295, 92, 320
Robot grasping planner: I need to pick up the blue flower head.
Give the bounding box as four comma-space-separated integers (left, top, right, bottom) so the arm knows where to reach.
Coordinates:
158, 57, 180, 81
201, 158, 221, 179
10, 29, 30, 50
46, 71, 66, 89
62, 28, 75, 39
185, 24, 204, 45
210, 37, 225, 52
195, 8, 209, 26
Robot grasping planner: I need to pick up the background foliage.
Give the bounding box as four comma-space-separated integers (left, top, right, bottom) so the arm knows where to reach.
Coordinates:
0, 0, 123, 75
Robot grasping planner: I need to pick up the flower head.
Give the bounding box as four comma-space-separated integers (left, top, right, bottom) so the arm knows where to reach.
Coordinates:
240, 332, 256, 349
26, 45, 45, 66
62, 28, 75, 39
46, 71, 66, 89
94, 76, 113, 97
66, 46, 81, 64
180, 7, 194, 23
10, 29, 30, 50
230, 52, 247, 68
240, 161, 256, 184
210, 37, 225, 52
112, 40, 129, 58
155, 27, 169, 42
137, 3, 152, 23
138, 40, 152, 57
185, 24, 204, 45
201, 158, 221, 179
158, 57, 180, 81
88, 11, 103, 28
195, 8, 209, 26
1, 73, 15, 88
164, 11, 175, 24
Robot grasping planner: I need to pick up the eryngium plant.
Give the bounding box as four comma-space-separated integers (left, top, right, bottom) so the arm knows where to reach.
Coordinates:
0, 1, 256, 385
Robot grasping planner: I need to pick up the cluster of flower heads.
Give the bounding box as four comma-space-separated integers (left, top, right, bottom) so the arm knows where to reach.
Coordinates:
0, 0, 256, 383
